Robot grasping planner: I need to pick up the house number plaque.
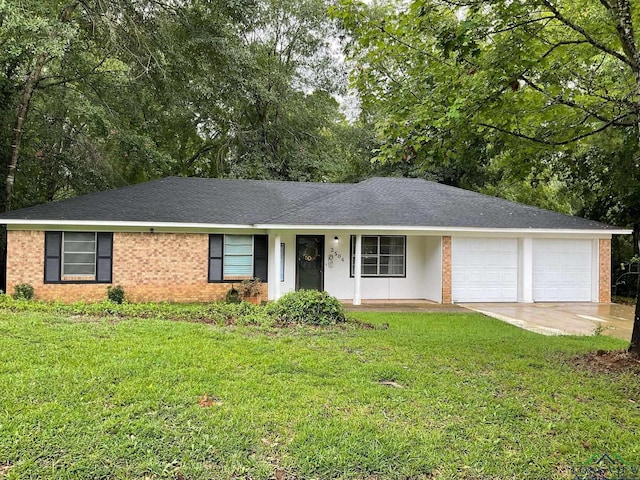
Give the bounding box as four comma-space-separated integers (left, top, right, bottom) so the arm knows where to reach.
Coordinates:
328, 247, 345, 269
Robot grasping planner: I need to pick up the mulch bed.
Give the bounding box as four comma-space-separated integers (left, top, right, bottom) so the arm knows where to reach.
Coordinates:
573, 349, 640, 374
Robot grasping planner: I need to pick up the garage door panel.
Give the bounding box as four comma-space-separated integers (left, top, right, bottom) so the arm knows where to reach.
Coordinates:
452, 238, 518, 302
533, 239, 592, 302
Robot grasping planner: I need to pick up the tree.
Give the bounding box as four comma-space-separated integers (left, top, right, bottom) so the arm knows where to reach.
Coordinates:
2, 0, 367, 211
0, 0, 188, 210
333, 0, 640, 353
214, 0, 353, 181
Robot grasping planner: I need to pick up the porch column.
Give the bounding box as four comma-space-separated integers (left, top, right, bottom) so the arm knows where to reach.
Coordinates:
353, 234, 362, 305
273, 233, 282, 300
518, 237, 533, 303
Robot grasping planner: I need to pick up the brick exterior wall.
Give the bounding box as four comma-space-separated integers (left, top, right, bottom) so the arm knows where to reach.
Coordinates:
441, 236, 452, 304
6, 230, 268, 303
598, 238, 611, 303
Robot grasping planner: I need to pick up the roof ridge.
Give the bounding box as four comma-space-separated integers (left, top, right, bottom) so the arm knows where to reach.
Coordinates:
423, 180, 586, 220
365, 176, 593, 224
261, 176, 403, 224
261, 181, 354, 223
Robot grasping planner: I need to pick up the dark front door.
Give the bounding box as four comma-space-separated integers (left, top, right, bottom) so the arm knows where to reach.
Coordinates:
296, 235, 324, 291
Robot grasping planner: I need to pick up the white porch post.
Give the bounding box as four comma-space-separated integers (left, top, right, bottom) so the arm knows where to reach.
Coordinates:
273, 233, 281, 300
353, 234, 362, 305
518, 237, 533, 303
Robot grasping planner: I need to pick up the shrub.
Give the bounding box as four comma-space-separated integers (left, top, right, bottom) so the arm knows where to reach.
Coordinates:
12, 283, 34, 301
269, 290, 346, 325
107, 285, 125, 304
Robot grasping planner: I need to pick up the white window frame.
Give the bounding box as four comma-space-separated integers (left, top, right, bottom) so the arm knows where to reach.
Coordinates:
62, 232, 97, 277
350, 235, 406, 277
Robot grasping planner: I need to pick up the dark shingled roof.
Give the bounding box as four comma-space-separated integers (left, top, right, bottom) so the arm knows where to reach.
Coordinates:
0, 176, 618, 230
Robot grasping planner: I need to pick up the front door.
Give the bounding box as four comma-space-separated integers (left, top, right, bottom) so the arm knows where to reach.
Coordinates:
296, 235, 324, 291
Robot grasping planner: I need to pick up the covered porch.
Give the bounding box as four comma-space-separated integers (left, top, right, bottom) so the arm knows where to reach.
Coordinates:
266, 230, 446, 305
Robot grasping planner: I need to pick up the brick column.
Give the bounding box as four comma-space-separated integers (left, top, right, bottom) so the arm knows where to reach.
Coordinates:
598, 238, 611, 303
442, 236, 452, 304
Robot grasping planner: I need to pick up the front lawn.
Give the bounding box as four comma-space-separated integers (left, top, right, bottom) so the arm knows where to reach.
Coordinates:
0, 310, 638, 479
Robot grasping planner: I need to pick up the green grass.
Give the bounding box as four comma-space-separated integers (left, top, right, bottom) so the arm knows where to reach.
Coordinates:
0, 310, 638, 479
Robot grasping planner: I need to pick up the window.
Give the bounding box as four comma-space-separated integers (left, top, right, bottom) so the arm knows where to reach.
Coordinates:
44, 232, 113, 283
208, 234, 268, 282
280, 243, 285, 282
350, 235, 406, 277
224, 235, 253, 277
63, 232, 96, 276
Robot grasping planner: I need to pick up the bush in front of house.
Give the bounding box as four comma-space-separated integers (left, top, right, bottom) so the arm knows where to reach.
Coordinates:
12, 283, 34, 301
268, 290, 346, 326
107, 285, 125, 304
0, 290, 350, 328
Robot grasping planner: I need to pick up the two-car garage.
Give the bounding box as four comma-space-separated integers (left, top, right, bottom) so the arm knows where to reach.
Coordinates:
451, 237, 596, 303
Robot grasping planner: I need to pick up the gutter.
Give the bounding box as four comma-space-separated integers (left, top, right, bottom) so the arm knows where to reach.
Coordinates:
0, 219, 631, 236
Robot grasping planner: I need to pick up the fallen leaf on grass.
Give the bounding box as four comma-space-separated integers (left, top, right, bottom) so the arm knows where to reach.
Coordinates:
0, 465, 13, 477
261, 438, 279, 447
378, 380, 404, 389
199, 394, 223, 407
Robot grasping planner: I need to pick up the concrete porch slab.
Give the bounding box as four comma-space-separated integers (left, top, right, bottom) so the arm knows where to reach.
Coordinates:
342, 299, 466, 313
460, 303, 635, 340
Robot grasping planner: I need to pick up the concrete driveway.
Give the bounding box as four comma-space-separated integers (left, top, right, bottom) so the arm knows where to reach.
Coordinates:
461, 303, 635, 340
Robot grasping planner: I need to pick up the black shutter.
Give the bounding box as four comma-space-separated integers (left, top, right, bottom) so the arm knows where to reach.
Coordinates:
209, 234, 223, 282
96, 233, 113, 283
253, 235, 268, 281
44, 232, 62, 283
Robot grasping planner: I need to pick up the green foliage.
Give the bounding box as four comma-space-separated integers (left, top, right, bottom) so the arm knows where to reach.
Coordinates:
106, 285, 125, 304
2, 0, 366, 212
268, 290, 346, 325
12, 283, 34, 301
0, 293, 348, 328
333, 0, 640, 227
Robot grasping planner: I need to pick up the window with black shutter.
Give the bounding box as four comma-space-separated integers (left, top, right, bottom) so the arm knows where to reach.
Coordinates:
44, 231, 113, 283
209, 234, 269, 282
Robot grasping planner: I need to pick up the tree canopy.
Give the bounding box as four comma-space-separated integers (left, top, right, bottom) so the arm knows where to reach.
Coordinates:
1, 0, 372, 211
332, 0, 640, 229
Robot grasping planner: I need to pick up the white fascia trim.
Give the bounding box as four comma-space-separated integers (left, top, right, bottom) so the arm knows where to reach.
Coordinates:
254, 224, 632, 236
4, 220, 254, 230
3, 219, 631, 237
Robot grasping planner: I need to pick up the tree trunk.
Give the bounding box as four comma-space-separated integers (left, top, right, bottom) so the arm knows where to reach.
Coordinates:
629, 222, 640, 355
6, 56, 48, 212
5, 2, 77, 212
610, 0, 640, 355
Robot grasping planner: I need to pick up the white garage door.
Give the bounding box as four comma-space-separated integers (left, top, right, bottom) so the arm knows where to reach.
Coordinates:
452, 238, 518, 302
533, 239, 593, 301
